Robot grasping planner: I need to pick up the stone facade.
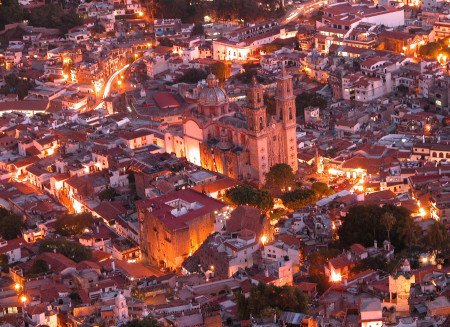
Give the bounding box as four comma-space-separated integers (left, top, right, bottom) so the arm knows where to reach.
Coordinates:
137, 189, 225, 269
183, 70, 298, 184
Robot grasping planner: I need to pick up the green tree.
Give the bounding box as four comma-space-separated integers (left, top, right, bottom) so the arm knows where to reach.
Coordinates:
54, 212, 94, 236
265, 164, 296, 192
209, 62, 230, 84
176, 68, 208, 84
0, 74, 36, 100
281, 188, 317, 210
28, 259, 50, 276
351, 256, 388, 274
295, 92, 327, 118
224, 185, 274, 211
0, 254, 9, 272
0, 0, 24, 30
259, 43, 283, 54
424, 221, 449, 254
39, 238, 92, 262
0, 208, 25, 240
237, 283, 308, 319
338, 205, 417, 252
381, 212, 396, 243
158, 37, 174, 47
311, 182, 334, 197
98, 187, 118, 201
26, 5, 82, 34
190, 22, 204, 36
418, 42, 442, 59
122, 316, 161, 327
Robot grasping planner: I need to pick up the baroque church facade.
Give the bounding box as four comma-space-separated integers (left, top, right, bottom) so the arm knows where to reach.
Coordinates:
183, 68, 298, 184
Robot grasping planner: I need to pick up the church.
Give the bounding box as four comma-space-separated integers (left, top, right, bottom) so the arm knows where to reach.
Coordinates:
182, 68, 298, 184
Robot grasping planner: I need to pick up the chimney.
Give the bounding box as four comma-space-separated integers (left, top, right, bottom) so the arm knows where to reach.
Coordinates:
111, 260, 116, 271
344, 279, 348, 286
264, 269, 269, 277
96, 224, 100, 233
347, 251, 351, 260
374, 240, 377, 249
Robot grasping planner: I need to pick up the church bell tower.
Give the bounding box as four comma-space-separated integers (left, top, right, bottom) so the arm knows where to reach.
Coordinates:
275, 65, 298, 173
246, 76, 267, 133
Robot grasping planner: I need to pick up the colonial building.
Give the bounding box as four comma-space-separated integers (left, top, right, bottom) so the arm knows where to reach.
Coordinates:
137, 189, 225, 269
182, 70, 298, 184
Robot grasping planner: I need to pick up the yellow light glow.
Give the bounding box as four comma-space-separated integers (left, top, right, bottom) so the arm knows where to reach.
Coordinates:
73, 200, 83, 213
117, 80, 122, 86
14, 283, 21, 291
138, 11, 144, 17
54, 180, 63, 191
330, 270, 342, 282
20, 295, 27, 303
418, 207, 426, 217
260, 235, 268, 245
63, 74, 68, 80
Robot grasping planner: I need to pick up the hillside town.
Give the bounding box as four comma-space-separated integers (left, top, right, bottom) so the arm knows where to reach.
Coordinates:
0, 0, 450, 326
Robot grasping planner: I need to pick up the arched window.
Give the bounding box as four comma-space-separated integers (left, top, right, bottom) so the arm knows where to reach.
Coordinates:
289, 108, 293, 120
259, 117, 264, 130
439, 152, 444, 158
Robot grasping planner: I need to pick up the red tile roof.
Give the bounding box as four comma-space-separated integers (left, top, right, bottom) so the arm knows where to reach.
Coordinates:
153, 92, 180, 109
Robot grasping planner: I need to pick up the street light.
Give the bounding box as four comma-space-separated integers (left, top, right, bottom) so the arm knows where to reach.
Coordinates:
20, 295, 27, 304
14, 283, 21, 292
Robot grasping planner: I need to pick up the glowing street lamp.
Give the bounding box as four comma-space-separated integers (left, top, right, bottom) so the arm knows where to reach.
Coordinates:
260, 235, 268, 245
20, 295, 27, 304
14, 283, 21, 292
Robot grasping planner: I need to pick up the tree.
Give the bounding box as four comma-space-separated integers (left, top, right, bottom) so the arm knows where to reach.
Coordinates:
176, 68, 208, 84
224, 185, 274, 211
351, 256, 388, 274
122, 316, 161, 327
337, 205, 417, 252
424, 221, 449, 254
158, 37, 174, 47
418, 42, 442, 59
258, 43, 283, 54
306, 248, 339, 294
295, 92, 327, 118
26, 5, 82, 34
28, 259, 50, 276
381, 212, 396, 243
98, 187, 118, 201
190, 22, 204, 36
237, 283, 308, 319
311, 182, 334, 197
0, 254, 9, 272
265, 164, 296, 192
54, 212, 94, 236
39, 238, 92, 262
0, 74, 36, 100
209, 62, 230, 84
281, 188, 317, 210
0, 0, 24, 30
0, 208, 25, 240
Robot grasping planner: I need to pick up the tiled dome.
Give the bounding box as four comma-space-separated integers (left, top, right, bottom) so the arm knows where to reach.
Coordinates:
198, 74, 228, 107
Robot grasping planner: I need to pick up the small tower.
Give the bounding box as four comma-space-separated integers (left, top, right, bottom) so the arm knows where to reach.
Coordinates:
275, 64, 296, 126
246, 76, 267, 133
114, 293, 129, 322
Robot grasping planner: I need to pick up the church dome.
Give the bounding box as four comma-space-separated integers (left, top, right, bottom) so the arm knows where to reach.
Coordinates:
198, 74, 228, 107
